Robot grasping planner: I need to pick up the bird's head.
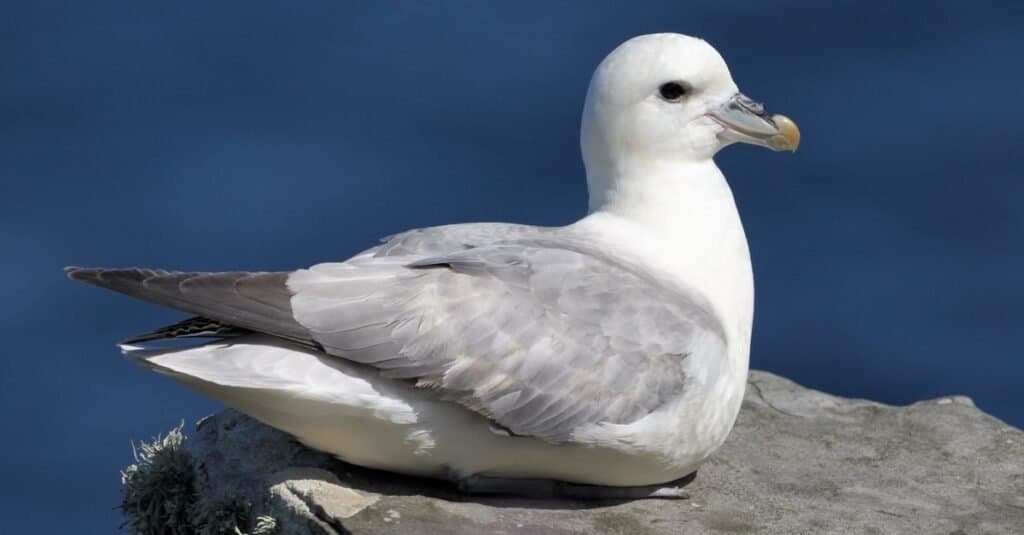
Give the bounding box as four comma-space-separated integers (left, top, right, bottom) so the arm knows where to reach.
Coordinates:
581, 33, 799, 173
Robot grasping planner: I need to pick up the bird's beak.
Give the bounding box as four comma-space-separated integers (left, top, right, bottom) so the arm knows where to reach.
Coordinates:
706, 93, 800, 152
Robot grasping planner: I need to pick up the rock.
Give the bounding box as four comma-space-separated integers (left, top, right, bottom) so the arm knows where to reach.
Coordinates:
127, 371, 1024, 534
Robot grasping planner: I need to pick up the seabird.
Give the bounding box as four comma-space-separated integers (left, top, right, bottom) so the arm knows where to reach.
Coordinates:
67, 33, 799, 499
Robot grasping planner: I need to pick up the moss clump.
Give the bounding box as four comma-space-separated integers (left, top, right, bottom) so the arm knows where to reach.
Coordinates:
120, 422, 277, 535
121, 423, 197, 534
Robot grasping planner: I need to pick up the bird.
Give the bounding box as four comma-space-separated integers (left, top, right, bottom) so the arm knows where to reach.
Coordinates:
67, 33, 799, 500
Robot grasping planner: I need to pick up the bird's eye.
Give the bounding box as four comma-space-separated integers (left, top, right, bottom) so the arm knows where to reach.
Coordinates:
658, 82, 688, 102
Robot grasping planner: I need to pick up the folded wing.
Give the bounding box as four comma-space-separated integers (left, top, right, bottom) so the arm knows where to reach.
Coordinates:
67, 224, 727, 443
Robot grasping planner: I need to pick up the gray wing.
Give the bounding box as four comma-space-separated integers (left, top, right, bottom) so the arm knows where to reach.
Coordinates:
62, 223, 539, 344
65, 268, 312, 344
364, 222, 548, 257
292, 240, 726, 442
67, 223, 727, 443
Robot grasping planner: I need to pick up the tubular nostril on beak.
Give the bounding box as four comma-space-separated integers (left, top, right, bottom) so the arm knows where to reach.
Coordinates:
734, 94, 766, 116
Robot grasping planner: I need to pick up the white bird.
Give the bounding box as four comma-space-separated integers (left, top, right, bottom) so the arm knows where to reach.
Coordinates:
67, 33, 799, 499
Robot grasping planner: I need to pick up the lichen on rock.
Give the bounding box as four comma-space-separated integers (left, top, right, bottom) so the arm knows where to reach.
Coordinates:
120, 423, 278, 535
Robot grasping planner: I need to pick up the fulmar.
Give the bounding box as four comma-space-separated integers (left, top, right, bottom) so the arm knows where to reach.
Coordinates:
67, 33, 799, 499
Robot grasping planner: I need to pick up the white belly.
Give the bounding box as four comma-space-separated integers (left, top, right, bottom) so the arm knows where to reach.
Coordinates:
126, 334, 735, 486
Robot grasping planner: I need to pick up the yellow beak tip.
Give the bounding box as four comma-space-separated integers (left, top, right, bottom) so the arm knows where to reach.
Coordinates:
770, 114, 801, 152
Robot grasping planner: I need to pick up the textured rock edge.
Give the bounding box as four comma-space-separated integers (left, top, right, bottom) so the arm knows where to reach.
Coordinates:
118, 371, 1024, 534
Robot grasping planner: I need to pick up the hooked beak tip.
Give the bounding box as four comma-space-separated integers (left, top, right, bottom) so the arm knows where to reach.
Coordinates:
769, 114, 800, 152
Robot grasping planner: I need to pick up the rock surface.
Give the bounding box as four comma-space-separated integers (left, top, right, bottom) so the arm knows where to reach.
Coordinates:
174, 371, 1024, 534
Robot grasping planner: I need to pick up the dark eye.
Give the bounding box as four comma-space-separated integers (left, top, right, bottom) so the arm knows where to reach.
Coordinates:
658, 82, 688, 102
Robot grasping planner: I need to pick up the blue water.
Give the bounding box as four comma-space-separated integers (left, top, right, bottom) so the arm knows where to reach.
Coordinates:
2, 2, 1022, 531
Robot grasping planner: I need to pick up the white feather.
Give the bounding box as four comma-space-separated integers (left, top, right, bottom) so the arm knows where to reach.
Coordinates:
123, 335, 713, 485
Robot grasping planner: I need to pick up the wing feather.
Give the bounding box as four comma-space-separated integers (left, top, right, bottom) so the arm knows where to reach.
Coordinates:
65, 267, 311, 344
289, 237, 727, 442
67, 223, 727, 443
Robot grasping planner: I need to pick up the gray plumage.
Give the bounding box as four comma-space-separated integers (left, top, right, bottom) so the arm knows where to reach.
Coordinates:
66, 268, 312, 344
67, 222, 727, 443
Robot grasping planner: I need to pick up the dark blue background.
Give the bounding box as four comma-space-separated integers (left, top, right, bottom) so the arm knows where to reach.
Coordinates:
2, 2, 1021, 531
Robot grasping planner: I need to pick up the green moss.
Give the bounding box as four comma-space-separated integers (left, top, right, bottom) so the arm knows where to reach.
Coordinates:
119, 422, 277, 535
121, 423, 196, 535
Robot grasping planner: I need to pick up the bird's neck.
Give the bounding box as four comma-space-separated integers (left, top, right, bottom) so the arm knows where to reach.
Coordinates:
582, 158, 754, 367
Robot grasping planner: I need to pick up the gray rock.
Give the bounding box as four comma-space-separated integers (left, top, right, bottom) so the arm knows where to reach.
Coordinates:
150, 371, 1023, 534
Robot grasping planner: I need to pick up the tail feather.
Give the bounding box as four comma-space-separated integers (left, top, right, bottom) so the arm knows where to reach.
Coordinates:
65, 266, 313, 345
